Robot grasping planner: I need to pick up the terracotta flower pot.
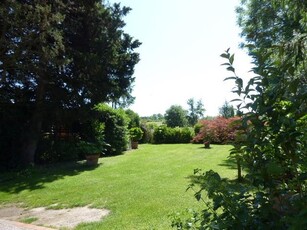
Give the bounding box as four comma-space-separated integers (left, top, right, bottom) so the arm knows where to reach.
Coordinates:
131, 141, 138, 149
85, 154, 100, 166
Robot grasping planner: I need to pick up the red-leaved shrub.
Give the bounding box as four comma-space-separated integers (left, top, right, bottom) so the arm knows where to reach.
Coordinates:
192, 116, 241, 144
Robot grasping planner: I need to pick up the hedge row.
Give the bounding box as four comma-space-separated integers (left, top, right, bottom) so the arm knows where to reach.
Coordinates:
153, 126, 194, 144
33, 114, 241, 165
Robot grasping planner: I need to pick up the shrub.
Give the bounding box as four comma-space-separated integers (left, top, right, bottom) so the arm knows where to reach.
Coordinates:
94, 104, 130, 155
153, 125, 168, 144
77, 141, 104, 156
173, 169, 281, 229
192, 116, 240, 144
193, 123, 202, 135
35, 112, 108, 164
139, 122, 156, 143
153, 125, 194, 144
125, 109, 141, 129
36, 138, 80, 164
129, 127, 143, 141
178, 127, 195, 143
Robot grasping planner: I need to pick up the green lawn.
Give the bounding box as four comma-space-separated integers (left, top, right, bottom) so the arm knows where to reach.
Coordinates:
0, 144, 236, 229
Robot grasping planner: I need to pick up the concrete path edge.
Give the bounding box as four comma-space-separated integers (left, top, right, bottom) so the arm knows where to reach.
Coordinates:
0, 219, 55, 230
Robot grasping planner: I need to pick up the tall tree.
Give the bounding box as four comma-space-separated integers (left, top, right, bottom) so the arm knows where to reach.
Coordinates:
218, 101, 235, 118
165, 105, 188, 128
0, 1, 140, 166
187, 98, 205, 126
0, 1, 67, 164
63, 2, 140, 108
237, 0, 306, 85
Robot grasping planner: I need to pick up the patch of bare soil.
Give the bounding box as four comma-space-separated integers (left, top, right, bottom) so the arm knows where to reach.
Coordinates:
0, 204, 110, 229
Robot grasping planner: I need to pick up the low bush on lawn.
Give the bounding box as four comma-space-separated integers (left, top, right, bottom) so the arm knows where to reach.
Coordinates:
192, 116, 240, 144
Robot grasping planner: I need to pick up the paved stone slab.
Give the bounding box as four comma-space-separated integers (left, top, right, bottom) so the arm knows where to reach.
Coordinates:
0, 219, 54, 230
0, 204, 110, 229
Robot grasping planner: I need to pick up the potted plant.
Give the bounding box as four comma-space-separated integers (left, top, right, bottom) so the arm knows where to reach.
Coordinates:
204, 140, 210, 149
129, 127, 143, 149
77, 141, 102, 165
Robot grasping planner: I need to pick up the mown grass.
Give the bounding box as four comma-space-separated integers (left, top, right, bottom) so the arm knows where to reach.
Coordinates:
0, 144, 236, 229
20, 216, 39, 224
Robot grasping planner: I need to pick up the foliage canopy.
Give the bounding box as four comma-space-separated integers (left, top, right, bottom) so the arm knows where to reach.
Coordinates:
0, 1, 140, 166
175, 0, 307, 228
165, 105, 188, 128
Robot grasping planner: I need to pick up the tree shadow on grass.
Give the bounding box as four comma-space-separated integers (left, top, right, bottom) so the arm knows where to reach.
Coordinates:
218, 157, 238, 170
0, 161, 101, 194
186, 156, 244, 187
186, 173, 233, 190
186, 169, 245, 192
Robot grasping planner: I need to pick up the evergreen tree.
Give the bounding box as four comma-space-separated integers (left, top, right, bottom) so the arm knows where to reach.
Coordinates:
165, 105, 188, 128
219, 101, 235, 118
0, 1, 140, 166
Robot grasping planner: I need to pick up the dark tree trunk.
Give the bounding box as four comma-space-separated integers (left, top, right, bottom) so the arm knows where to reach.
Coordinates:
237, 158, 242, 182
21, 134, 40, 165
21, 79, 45, 165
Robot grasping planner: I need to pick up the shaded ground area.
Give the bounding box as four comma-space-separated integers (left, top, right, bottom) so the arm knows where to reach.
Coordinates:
0, 204, 110, 229
0, 162, 99, 194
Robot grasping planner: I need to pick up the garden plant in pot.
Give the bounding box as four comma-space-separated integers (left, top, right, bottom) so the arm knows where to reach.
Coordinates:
204, 140, 210, 149
78, 141, 103, 165
129, 127, 143, 149
203, 133, 213, 149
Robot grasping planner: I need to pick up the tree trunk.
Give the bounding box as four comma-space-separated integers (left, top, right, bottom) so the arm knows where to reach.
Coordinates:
237, 158, 242, 182
21, 79, 45, 165
21, 135, 40, 165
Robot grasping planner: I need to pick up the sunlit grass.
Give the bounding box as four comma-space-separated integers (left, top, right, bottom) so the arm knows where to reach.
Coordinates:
20, 216, 38, 224
0, 144, 236, 229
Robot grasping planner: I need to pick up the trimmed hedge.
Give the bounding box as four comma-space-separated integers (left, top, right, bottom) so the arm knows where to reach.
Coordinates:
153, 125, 194, 144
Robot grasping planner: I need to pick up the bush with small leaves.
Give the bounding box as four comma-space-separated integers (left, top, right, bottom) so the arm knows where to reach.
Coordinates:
153, 126, 194, 144
95, 104, 130, 155
192, 116, 240, 144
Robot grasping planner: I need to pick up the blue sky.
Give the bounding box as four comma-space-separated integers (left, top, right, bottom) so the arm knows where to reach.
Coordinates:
109, 0, 253, 116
